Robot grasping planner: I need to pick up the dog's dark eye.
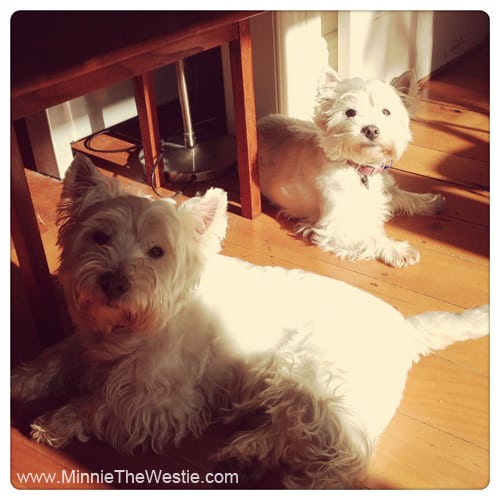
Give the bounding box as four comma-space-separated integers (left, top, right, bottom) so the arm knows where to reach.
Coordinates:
148, 246, 164, 259
382, 108, 391, 116
93, 230, 110, 246
345, 109, 357, 118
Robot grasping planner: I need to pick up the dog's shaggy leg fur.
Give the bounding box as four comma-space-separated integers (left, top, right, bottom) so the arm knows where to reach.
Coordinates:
366, 234, 420, 268
11, 340, 78, 402
389, 186, 446, 216
216, 397, 369, 488
31, 398, 94, 448
29, 375, 221, 454
302, 222, 420, 268
215, 348, 370, 488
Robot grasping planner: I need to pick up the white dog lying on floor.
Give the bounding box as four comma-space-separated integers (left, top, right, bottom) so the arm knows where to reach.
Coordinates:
11, 155, 488, 488
258, 68, 445, 267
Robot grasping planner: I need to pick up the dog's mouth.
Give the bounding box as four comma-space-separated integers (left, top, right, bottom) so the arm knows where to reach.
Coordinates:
76, 297, 136, 335
360, 137, 384, 149
357, 141, 395, 159
351, 146, 387, 163
103, 296, 127, 308
109, 323, 130, 333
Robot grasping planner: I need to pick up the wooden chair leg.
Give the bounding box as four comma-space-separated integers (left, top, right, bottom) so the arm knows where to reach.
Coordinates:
133, 72, 163, 189
11, 126, 64, 345
229, 19, 261, 219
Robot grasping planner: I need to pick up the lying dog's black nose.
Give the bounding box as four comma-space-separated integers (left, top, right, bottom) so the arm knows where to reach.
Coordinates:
99, 271, 130, 300
362, 125, 379, 140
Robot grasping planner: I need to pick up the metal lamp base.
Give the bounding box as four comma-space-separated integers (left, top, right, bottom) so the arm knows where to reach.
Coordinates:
160, 134, 237, 183
140, 59, 236, 184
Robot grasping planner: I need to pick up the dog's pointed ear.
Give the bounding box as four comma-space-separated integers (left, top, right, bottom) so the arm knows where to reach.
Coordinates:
391, 70, 420, 115
57, 154, 125, 242
178, 188, 228, 254
317, 66, 343, 92
62, 153, 124, 206
314, 66, 343, 130
59, 153, 125, 218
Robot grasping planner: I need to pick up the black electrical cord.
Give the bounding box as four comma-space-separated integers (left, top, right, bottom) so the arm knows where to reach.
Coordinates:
84, 129, 141, 153
82, 131, 193, 199
149, 147, 193, 199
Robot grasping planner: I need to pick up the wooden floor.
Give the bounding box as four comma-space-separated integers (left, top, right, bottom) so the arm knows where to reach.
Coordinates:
10, 43, 489, 490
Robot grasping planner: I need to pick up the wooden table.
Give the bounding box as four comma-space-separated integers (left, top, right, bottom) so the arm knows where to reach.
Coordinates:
11, 11, 263, 343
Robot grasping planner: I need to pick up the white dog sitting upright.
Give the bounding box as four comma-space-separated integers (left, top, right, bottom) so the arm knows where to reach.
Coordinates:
11, 155, 488, 488
258, 68, 445, 267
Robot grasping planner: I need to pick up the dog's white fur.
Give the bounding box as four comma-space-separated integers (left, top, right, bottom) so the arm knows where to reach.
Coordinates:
11, 155, 488, 488
258, 68, 445, 267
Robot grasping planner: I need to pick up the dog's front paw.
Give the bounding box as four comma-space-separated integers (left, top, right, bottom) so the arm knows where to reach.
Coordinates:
30, 408, 90, 448
428, 193, 446, 214
213, 444, 268, 484
382, 241, 420, 268
214, 452, 263, 481
31, 416, 72, 448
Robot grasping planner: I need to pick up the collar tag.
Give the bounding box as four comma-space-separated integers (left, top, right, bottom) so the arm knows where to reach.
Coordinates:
348, 159, 393, 176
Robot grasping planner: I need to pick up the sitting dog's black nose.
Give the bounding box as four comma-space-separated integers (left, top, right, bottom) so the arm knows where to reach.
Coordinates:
362, 125, 380, 140
99, 271, 130, 300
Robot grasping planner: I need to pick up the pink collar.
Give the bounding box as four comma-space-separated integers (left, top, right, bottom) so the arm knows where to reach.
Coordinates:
347, 159, 393, 176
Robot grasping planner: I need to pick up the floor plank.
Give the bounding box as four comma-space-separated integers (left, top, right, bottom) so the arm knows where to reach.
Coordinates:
420, 77, 489, 114
366, 413, 489, 489
399, 354, 489, 448
399, 145, 489, 190
410, 120, 489, 162
414, 99, 489, 133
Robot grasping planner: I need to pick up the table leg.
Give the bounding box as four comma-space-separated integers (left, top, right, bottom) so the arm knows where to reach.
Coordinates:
134, 72, 163, 189
11, 126, 64, 345
229, 19, 261, 219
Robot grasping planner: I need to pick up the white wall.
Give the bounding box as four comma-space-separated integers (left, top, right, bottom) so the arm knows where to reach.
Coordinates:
25, 66, 178, 178
274, 12, 329, 119
337, 11, 489, 81
249, 10, 489, 121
